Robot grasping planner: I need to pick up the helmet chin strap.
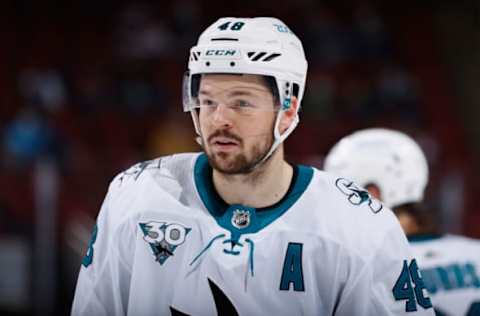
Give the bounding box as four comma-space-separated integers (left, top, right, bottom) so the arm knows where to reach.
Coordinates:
256, 109, 298, 167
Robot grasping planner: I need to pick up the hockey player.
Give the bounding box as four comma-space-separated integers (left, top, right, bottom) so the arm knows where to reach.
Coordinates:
72, 18, 433, 315
325, 128, 480, 316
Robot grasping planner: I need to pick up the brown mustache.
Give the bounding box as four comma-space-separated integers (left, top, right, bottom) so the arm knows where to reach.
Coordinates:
207, 130, 243, 144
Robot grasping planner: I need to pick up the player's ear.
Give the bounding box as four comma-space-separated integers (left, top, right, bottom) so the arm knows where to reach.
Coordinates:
365, 184, 382, 201
279, 96, 298, 134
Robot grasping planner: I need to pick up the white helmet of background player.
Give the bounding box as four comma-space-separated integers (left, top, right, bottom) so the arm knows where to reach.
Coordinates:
324, 128, 429, 209
183, 17, 308, 161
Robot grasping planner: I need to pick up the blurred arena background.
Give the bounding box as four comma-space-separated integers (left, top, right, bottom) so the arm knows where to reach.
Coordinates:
0, 0, 479, 315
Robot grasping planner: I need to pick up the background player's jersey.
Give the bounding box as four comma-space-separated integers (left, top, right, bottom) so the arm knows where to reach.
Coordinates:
409, 234, 480, 316
72, 153, 434, 316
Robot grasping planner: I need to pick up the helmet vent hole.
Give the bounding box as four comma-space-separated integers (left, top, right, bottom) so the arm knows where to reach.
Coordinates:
230, 61, 235, 67
292, 83, 300, 98
252, 52, 267, 61
211, 38, 239, 41
263, 53, 281, 62
206, 62, 210, 66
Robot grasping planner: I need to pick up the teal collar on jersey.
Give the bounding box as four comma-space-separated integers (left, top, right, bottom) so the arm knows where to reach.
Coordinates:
408, 233, 444, 243
194, 153, 314, 238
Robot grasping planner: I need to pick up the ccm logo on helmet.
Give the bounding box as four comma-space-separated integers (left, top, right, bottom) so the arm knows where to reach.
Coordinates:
205, 49, 238, 56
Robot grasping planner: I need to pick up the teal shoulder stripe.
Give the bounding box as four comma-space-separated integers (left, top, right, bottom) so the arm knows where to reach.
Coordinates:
408, 234, 444, 243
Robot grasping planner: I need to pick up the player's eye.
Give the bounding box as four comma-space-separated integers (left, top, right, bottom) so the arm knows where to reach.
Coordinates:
199, 98, 216, 107
239, 100, 251, 108
234, 100, 254, 109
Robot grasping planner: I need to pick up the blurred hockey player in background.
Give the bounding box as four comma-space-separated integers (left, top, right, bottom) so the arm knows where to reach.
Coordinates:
325, 128, 480, 316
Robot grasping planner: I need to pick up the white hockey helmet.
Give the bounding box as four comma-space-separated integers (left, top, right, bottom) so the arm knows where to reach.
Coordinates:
324, 128, 429, 209
183, 17, 308, 160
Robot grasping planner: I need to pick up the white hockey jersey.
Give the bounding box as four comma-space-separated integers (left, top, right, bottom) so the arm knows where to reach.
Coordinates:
72, 153, 434, 316
409, 234, 480, 316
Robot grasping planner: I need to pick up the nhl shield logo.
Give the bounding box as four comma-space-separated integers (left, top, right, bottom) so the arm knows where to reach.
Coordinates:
231, 209, 250, 229
139, 221, 191, 265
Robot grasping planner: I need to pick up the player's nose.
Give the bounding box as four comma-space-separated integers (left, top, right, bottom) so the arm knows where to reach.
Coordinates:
211, 104, 233, 128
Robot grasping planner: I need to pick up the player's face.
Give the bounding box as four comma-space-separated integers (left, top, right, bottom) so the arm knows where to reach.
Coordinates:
197, 74, 277, 174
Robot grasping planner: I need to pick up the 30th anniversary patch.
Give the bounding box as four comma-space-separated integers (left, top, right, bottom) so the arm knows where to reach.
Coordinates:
139, 221, 191, 265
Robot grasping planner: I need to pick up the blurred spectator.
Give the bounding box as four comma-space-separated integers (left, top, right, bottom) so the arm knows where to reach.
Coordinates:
438, 166, 466, 233
119, 76, 167, 114
0, 236, 30, 314
172, 0, 202, 52
352, 3, 391, 61
0, 200, 18, 235
302, 72, 336, 121
18, 68, 67, 113
375, 63, 420, 121
72, 66, 115, 113
114, 4, 174, 60
2, 108, 54, 169
305, 8, 353, 67
336, 73, 375, 120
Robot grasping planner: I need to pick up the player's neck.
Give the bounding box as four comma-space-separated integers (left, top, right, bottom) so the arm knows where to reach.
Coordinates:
212, 148, 293, 208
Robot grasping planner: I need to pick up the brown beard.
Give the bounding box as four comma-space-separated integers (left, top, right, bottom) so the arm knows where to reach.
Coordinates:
204, 129, 274, 175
